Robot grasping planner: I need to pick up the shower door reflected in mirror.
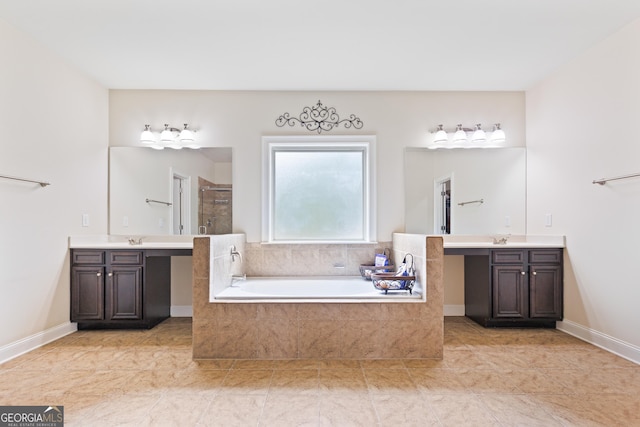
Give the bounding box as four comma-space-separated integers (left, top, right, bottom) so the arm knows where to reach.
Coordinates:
435, 177, 451, 235
198, 178, 232, 235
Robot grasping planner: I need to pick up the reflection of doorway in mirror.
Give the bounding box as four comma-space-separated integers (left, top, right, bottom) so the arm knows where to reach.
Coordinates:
172, 172, 191, 235
198, 177, 232, 235
435, 175, 452, 235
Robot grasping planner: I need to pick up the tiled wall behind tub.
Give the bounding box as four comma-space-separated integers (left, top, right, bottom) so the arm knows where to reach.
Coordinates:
243, 242, 393, 277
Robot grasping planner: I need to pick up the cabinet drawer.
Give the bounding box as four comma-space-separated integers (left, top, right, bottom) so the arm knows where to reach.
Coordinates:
529, 249, 562, 264
72, 250, 105, 265
109, 251, 143, 265
491, 250, 525, 264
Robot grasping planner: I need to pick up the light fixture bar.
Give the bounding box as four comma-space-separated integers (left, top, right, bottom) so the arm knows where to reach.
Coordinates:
429, 123, 506, 149
140, 123, 200, 149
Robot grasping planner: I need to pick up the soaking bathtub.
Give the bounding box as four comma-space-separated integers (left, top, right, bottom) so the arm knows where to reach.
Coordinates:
212, 276, 423, 302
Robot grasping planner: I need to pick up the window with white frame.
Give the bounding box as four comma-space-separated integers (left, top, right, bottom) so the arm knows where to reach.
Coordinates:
262, 135, 376, 243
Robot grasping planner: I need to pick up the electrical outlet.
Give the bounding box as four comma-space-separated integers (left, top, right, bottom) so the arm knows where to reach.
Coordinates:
545, 213, 553, 227
123, 216, 129, 227
158, 218, 165, 228
505, 216, 511, 227
82, 213, 90, 227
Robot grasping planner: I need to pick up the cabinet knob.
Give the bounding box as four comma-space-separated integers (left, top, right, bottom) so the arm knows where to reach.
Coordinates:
96, 272, 101, 277
521, 271, 526, 275
108, 272, 113, 277
532, 271, 537, 276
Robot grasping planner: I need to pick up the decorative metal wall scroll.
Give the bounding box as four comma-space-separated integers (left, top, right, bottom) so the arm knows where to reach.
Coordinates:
275, 100, 364, 134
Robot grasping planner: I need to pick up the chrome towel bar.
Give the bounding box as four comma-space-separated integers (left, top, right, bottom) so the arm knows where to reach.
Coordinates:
0, 174, 50, 187
593, 172, 640, 185
145, 198, 172, 206
458, 198, 484, 206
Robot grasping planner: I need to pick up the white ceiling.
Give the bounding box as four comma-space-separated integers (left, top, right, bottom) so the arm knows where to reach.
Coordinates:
2, 0, 640, 91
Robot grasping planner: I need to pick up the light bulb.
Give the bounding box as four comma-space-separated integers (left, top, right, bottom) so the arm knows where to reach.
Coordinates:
453, 124, 467, 143
160, 124, 174, 144
472, 124, 486, 143
433, 124, 448, 143
140, 125, 155, 144
490, 123, 506, 143
179, 124, 195, 145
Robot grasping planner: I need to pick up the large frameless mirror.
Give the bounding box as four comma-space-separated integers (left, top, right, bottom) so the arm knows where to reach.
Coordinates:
404, 147, 526, 235
109, 147, 232, 235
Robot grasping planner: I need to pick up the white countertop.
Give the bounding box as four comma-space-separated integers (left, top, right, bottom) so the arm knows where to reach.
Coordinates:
442, 234, 565, 249
69, 235, 195, 249
69, 234, 565, 250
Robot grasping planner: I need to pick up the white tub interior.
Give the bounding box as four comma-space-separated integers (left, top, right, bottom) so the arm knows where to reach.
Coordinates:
214, 276, 424, 302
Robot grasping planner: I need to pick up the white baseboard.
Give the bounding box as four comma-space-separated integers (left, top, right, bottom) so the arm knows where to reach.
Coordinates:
557, 319, 640, 365
0, 322, 77, 365
171, 305, 193, 317
444, 305, 465, 316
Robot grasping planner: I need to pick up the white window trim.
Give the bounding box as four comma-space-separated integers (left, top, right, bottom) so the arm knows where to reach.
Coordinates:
262, 135, 376, 244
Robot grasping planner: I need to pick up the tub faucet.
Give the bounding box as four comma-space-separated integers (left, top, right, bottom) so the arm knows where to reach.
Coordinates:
231, 274, 246, 285
230, 245, 243, 262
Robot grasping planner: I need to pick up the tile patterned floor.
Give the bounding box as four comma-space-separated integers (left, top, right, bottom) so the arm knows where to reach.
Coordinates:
1, 316, 639, 426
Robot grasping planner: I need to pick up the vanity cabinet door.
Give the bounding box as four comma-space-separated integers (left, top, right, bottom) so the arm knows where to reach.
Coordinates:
529, 264, 563, 319
106, 266, 143, 320
492, 265, 527, 319
71, 266, 105, 321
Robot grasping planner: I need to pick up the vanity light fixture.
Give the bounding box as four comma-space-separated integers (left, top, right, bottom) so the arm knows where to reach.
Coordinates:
471, 124, 487, 143
140, 123, 199, 150
428, 123, 506, 149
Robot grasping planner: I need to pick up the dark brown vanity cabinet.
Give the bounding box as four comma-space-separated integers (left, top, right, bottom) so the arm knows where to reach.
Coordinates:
71, 249, 171, 329
464, 248, 563, 327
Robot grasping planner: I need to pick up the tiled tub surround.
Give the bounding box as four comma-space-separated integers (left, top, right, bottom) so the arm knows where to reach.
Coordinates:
193, 234, 444, 359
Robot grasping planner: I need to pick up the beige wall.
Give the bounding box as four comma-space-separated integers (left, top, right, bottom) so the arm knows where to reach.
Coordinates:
0, 19, 108, 350
527, 18, 640, 351
109, 90, 526, 243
